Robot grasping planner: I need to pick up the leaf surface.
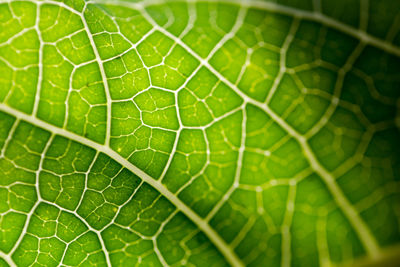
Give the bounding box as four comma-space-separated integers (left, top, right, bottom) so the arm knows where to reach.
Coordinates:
0, 0, 400, 266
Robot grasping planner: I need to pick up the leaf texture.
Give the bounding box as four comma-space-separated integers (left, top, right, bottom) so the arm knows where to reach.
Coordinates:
0, 0, 400, 266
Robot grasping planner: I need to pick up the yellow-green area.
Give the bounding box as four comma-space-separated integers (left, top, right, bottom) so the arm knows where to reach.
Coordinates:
0, 0, 400, 266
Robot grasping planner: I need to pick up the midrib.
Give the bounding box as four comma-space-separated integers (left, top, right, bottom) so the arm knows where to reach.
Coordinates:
0, 103, 244, 267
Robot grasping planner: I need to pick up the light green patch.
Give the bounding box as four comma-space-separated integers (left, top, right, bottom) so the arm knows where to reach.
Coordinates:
146, 2, 189, 37
150, 45, 199, 90
134, 88, 179, 130
179, 112, 241, 217
181, 2, 238, 58
104, 49, 150, 100
38, 44, 73, 126
137, 31, 174, 67
163, 129, 207, 192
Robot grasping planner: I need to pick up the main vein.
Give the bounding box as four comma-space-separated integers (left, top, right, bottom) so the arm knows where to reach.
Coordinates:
128, 2, 382, 258
0, 103, 244, 267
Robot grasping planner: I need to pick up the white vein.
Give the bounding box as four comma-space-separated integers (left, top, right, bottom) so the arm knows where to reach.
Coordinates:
0, 103, 244, 267
136, 5, 381, 259
81, 2, 113, 147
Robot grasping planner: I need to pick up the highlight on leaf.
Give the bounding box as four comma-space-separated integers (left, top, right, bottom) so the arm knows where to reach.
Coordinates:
0, 0, 399, 266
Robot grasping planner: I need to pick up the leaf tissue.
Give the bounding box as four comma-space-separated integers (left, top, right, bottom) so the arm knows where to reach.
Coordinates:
0, 0, 400, 266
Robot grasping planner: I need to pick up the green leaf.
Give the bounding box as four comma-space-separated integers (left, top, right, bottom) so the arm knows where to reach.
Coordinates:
0, 0, 400, 266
